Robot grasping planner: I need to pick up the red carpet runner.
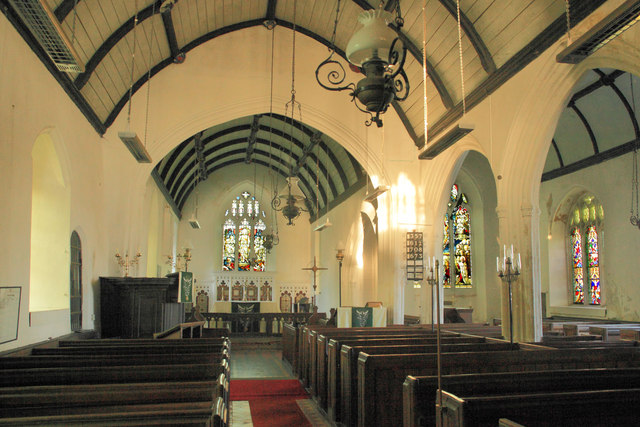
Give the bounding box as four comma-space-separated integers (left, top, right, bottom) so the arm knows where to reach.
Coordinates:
230, 379, 312, 427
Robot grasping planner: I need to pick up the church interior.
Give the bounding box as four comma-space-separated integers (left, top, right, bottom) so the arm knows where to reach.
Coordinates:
2, 0, 640, 425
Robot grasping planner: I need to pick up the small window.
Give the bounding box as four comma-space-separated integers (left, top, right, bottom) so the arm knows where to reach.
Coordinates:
569, 196, 603, 305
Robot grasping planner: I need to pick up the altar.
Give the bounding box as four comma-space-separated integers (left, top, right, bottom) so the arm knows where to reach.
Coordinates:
337, 306, 387, 327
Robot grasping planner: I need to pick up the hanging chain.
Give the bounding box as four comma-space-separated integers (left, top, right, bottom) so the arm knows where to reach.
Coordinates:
126, 2, 139, 129
329, 0, 341, 51
630, 73, 640, 228
456, 0, 466, 115
285, 0, 302, 175
565, 0, 572, 44
144, 1, 157, 148
422, 0, 428, 145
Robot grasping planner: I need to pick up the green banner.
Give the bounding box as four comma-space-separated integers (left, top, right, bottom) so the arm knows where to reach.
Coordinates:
352, 307, 373, 327
179, 271, 193, 303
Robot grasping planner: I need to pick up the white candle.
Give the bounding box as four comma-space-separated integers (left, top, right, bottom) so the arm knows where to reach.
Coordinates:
503, 245, 506, 259
511, 245, 514, 260
518, 253, 521, 270
496, 256, 499, 273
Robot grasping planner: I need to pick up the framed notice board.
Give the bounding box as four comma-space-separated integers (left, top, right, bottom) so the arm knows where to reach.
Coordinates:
0, 286, 21, 344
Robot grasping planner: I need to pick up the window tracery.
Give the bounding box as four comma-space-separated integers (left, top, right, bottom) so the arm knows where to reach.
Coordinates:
222, 192, 267, 271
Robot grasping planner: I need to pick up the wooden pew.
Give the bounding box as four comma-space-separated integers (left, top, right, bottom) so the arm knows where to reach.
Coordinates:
0, 403, 217, 426
403, 367, 640, 427
305, 327, 445, 391
0, 336, 230, 426
311, 329, 446, 395
282, 322, 298, 371
0, 380, 219, 417
0, 351, 227, 369
31, 342, 225, 355
324, 335, 488, 419
337, 341, 516, 426
0, 362, 224, 387
357, 347, 640, 427
56, 337, 228, 346
439, 388, 640, 427
589, 325, 640, 341
298, 325, 432, 384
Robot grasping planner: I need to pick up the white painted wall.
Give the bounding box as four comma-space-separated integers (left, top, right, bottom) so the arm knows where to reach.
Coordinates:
0, 15, 106, 352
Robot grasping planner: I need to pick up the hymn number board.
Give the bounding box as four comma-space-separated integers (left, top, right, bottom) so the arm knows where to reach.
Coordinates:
406, 231, 424, 281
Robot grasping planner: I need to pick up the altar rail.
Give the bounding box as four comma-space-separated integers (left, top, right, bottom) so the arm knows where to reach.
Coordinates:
202, 312, 312, 336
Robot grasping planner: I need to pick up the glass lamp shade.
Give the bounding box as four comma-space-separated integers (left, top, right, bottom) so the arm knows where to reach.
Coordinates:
283, 176, 306, 202
346, 9, 396, 67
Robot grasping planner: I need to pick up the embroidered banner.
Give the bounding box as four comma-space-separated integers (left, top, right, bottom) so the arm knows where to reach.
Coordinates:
352, 307, 373, 327
178, 271, 193, 303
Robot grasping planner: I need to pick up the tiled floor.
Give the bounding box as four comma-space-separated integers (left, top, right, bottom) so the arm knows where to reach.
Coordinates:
230, 346, 330, 426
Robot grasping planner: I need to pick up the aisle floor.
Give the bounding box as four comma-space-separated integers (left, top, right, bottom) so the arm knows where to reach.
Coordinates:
230, 349, 330, 426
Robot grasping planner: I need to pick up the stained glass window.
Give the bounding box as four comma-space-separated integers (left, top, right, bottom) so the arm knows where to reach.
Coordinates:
223, 219, 236, 271
222, 192, 267, 271
253, 219, 266, 271
442, 184, 471, 288
442, 214, 451, 288
571, 227, 584, 304
568, 196, 603, 306
238, 218, 251, 271
587, 225, 600, 305
454, 206, 472, 287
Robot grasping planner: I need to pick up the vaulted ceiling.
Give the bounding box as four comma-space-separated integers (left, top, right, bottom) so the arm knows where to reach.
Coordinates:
543, 68, 640, 181
2, 0, 607, 145
153, 113, 366, 219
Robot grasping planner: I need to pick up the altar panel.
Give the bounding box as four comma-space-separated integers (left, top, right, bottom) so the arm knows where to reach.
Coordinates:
337, 307, 387, 327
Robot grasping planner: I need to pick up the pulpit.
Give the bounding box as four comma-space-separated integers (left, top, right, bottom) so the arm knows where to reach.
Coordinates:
337, 306, 387, 327
100, 276, 179, 338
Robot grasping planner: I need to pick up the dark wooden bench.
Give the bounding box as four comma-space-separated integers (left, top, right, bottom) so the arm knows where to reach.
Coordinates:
324, 335, 488, 419
0, 351, 227, 369
0, 402, 218, 426
305, 328, 449, 391
403, 367, 640, 427
439, 388, 640, 427
589, 325, 640, 341
357, 347, 640, 427
336, 341, 516, 425
282, 322, 298, 371
56, 337, 228, 347
297, 325, 430, 382
0, 379, 221, 417
311, 330, 448, 394
31, 342, 225, 355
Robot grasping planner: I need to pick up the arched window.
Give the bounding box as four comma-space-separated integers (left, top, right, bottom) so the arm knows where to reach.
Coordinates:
569, 196, 603, 305
222, 192, 267, 271
70, 231, 82, 331
442, 184, 472, 288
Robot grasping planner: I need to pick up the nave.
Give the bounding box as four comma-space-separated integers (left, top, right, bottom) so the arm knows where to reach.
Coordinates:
230, 337, 330, 427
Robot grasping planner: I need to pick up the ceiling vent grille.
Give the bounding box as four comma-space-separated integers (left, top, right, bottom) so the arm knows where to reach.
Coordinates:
557, 0, 640, 64
8, 0, 85, 72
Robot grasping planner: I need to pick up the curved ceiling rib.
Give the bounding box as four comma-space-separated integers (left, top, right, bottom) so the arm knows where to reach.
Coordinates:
542, 69, 640, 183
568, 101, 599, 155
437, 0, 496, 74
155, 113, 362, 221
592, 69, 640, 139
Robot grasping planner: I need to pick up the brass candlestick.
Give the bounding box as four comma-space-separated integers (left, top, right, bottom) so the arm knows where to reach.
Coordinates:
497, 246, 521, 344
166, 248, 192, 272
115, 250, 141, 277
